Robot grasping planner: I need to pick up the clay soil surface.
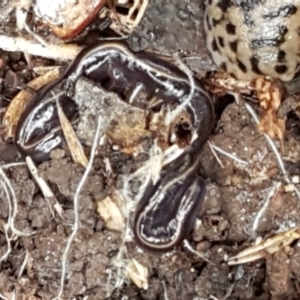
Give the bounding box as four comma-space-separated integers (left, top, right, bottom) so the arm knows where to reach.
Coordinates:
1, 1, 300, 299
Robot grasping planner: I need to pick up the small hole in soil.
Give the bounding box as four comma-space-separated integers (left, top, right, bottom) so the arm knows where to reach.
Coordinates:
214, 93, 235, 119
175, 123, 192, 146
211, 220, 219, 226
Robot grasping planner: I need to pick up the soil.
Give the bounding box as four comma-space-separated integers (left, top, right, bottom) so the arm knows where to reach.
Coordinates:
1, 0, 300, 300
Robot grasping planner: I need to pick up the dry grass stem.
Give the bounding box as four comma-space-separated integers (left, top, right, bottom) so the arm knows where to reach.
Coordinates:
227, 227, 300, 265
26, 156, 63, 218
56, 100, 88, 168
0, 35, 81, 61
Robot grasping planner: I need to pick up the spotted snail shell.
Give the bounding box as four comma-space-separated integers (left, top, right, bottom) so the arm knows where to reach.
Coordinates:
204, 0, 300, 82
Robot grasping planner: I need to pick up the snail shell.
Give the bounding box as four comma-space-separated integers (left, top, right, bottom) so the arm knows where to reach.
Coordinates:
204, 0, 300, 82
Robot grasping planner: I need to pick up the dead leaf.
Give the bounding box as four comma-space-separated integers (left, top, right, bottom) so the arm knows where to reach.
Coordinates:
255, 78, 286, 141
3, 68, 60, 139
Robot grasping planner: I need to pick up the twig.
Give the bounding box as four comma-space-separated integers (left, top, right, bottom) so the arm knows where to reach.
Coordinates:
0, 34, 81, 61
26, 156, 63, 219
54, 115, 102, 300
245, 103, 300, 200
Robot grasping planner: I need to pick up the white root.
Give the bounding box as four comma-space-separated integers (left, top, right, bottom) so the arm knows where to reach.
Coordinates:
17, 250, 30, 279
165, 54, 196, 126
0, 168, 34, 237
208, 141, 248, 166
0, 180, 12, 265
162, 281, 169, 300
208, 141, 224, 168
54, 115, 102, 300
251, 182, 282, 236
0, 163, 35, 266
183, 240, 214, 264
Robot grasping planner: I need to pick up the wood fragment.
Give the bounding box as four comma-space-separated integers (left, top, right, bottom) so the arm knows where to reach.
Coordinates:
0, 35, 81, 61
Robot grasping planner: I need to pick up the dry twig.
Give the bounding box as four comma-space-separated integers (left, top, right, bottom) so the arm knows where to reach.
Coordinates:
0, 35, 81, 61
56, 99, 88, 168
227, 227, 300, 265
26, 156, 63, 218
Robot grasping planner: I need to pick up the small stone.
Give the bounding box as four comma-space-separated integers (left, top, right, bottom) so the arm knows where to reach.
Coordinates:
292, 176, 300, 184
283, 184, 295, 192
196, 241, 211, 252
50, 148, 66, 160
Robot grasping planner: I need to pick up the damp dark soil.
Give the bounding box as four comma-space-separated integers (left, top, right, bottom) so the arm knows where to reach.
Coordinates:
1, 1, 300, 300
